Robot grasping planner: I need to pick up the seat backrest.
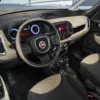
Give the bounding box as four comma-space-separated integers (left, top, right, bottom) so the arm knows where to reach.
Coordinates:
28, 74, 89, 100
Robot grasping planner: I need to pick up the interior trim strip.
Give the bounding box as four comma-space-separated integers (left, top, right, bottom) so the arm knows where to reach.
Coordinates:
0, 76, 10, 100
0, 30, 17, 61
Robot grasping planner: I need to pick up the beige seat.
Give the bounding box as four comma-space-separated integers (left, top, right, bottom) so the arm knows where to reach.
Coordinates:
80, 53, 100, 86
27, 74, 89, 100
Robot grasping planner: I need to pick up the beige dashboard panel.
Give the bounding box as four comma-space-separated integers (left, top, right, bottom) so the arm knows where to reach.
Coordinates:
48, 16, 89, 43
48, 16, 87, 28
0, 30, 17, 61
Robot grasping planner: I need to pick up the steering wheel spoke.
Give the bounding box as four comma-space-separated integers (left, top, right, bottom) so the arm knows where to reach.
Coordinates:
21, 43, 32, 55
38, 54, 50, 64
50, 38, 59, 47
45, 31, 55, 37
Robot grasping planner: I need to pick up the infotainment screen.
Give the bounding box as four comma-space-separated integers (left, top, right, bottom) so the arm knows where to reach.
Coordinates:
55, 22, 73, 40
56, 24, 67, 40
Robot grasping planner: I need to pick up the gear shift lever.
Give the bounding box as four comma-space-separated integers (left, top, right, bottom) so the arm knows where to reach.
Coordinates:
60, 56, 76, 77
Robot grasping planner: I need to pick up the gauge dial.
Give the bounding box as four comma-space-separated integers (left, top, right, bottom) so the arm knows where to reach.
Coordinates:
31, 24, 40, 35
10, 28, 18, 40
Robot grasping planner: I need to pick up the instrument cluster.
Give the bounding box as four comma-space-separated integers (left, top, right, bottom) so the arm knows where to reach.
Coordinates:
9, 23, 46, 41
9, 21, 73, 43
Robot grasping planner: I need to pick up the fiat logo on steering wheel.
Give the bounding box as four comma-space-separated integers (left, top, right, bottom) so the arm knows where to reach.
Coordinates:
39, 41, 46, 49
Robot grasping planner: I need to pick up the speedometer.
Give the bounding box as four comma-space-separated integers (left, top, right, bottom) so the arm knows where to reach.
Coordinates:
10, 25, 31, 41
10, 24, 40, 41
31, 24, 40, 35
10, 28, 18, 40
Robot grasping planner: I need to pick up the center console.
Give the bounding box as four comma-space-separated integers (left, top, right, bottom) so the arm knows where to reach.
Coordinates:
54, 21, 73, 42
50, 21, 76, 76
51, 53, 76, 77
53, 21, 74, 56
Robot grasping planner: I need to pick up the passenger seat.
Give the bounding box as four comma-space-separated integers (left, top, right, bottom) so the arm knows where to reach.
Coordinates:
80, 53, 100, 87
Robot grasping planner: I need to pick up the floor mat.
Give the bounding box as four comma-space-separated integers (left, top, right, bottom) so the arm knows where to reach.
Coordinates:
6, 65, 50, 100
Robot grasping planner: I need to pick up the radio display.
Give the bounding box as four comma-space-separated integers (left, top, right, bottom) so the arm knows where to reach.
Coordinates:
56, 24, 68, 40
54, 21, 73, 41
56, 25, 66, 32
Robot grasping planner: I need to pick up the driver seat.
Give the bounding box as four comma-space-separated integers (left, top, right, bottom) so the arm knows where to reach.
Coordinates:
27, 74, 89, 100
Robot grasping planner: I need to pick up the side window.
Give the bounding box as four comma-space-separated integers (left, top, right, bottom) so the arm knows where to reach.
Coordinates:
78, 0, 100, 10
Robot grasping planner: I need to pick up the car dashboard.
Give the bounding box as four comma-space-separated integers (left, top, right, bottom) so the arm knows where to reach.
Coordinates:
0, 10, 90, 63
7, 16, 89, 42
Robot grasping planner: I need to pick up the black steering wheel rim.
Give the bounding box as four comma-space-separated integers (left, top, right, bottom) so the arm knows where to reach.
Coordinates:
16, 18, 61, 68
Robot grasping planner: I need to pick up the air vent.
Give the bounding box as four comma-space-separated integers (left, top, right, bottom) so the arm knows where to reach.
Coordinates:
40, 13, 58, 19
67, 22, 73, 34
73, 25, 85, 33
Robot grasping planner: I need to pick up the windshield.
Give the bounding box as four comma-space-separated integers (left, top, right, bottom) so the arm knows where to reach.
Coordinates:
0, 0, 99, 14
0, 0, 76, 10
79, 0, 100, 9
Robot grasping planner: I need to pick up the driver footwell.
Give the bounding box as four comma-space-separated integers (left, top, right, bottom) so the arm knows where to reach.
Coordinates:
3, 65, 51, 100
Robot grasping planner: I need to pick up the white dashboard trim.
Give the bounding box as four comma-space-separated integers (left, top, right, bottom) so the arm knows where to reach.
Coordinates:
0, 30, 17, 61
48, 16, 89, 43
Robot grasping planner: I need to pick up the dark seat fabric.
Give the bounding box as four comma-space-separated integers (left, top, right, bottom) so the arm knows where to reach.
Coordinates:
80, 54, 100, 86
27, 74, 89, 100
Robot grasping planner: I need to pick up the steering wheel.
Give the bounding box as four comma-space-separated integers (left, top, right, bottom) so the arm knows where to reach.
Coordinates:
16, 19, 61, 68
